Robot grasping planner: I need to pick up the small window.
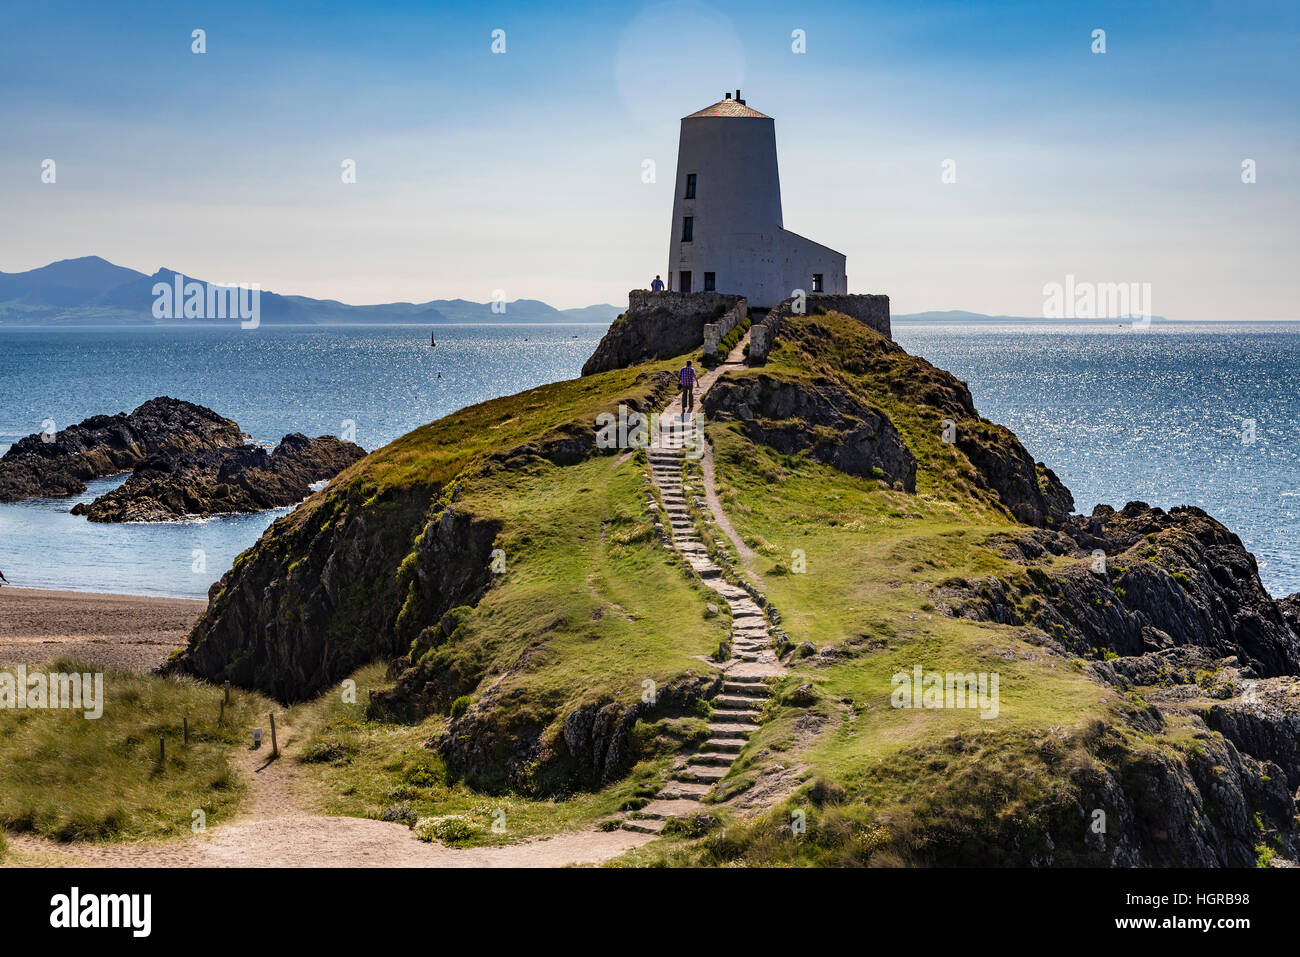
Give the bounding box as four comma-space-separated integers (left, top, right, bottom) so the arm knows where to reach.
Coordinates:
681, 217, 694, 242
685, 173, 697, 199
703, 272, 716, 291
812, 273, 824, 293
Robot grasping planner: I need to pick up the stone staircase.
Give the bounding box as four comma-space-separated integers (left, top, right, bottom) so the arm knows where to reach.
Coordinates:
619, 336, 785, 835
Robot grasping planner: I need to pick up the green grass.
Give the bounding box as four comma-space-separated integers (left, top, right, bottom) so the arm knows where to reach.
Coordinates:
286, 662, 694, 846
615, 310, 1118, 865
309, 356, 685, 508
283, 446, 732, 836
0, 659, 271, 843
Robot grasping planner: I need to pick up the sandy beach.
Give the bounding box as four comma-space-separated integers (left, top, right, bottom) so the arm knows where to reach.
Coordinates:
0, 587, 205, 672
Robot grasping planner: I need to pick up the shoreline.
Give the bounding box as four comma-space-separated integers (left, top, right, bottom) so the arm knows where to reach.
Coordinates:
0, 587, 206, 673
0, 580, 208, 601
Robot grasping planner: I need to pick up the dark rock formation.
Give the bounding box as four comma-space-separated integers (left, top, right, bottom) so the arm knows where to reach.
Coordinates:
955, 420, 1073, 527
775, 313, 1072, 526
0, 397, 246, 502
166, 486, 501, 703
945, 502, 1300, 677
582, 290, 743, 375
704, 373, 917, 490
71, 433, 365, 522
435, 672, 721, 794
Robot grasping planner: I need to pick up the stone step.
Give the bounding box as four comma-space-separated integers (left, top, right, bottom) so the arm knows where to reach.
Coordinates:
712, 707, 761, 721
722, 681, 769, 697
714, 694, 765, 709
674, 765, 729, 783
637, 798, 703, 819
703, 738, 746, 753
687, 752, 738, 766
621, 818, 666, 834
708, 722, 760, 735
658, 781, 712, 799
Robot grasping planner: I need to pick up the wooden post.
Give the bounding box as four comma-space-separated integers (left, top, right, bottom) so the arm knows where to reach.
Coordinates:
159, 737, 165, 769
183, 716, 189, 745
224, 680, 230, 705
269, 712, 278, 757
218, 697, 225, 725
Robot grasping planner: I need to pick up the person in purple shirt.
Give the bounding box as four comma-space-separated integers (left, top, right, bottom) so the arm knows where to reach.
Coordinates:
679, 360, 697, 412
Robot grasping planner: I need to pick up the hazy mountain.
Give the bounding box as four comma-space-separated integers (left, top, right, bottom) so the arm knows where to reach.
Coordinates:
0, 256, 622, 325
0, 255, 146, 308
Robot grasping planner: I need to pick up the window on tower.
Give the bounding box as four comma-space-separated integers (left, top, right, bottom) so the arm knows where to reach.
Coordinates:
682, 217, 694, 242
685, 173, 697, 199
812, 273, 824, 293
704, 272, 716, 291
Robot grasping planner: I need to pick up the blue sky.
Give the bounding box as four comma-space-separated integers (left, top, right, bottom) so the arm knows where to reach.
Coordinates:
1, 0, 1297, 318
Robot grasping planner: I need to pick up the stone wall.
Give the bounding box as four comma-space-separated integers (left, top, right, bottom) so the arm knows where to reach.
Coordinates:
702, 298, 748, 362
747, 293, 891, 363
582, 290, 743, 375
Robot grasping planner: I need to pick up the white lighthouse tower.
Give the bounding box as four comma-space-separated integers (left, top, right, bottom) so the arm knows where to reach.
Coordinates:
667, 91, 846, 308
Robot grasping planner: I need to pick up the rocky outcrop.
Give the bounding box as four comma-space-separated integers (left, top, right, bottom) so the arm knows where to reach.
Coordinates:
945, 502, 1300, 677
955, 420, 1073, 527
166, 483, 501, 703
774, 313, 1072, 526
0, 397, 246, 501
582, 290, 743, 375
435, 672, 721, 794
704, 373, 917, 490
71, 433, 365, 522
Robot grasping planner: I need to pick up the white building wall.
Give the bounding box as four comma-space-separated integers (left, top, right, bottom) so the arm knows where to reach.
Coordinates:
779, 229, 848, 298
668, 113, 785, 304
666, 99, 848, 308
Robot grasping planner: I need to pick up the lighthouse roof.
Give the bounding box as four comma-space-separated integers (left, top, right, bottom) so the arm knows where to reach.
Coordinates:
685, 97, 770, 119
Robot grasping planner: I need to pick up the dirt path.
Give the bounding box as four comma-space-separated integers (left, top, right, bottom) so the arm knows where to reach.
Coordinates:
7, 715, 654, 867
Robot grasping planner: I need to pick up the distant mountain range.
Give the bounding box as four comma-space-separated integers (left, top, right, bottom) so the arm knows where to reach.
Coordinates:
0, 257, 624, 325
0, 258, 1168, 328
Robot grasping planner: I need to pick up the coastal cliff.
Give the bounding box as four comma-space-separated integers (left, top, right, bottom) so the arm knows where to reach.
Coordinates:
164, 304, 1300, 865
